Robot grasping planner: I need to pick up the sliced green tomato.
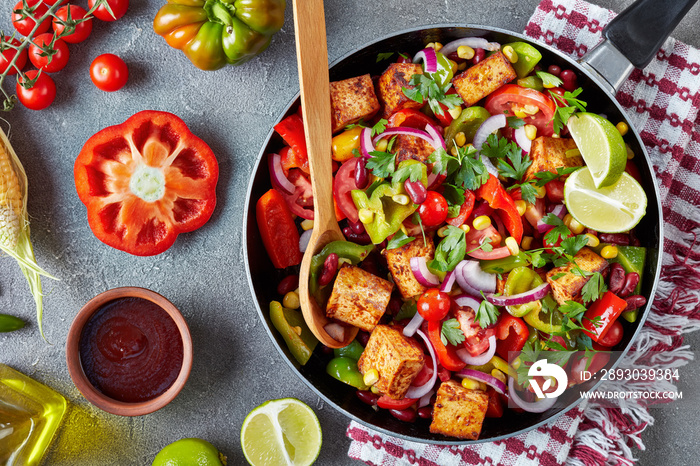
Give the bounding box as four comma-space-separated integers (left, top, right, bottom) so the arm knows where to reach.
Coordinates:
444, 106, 492, 151
504, 266, 543, 317
523, 295, 564, 334
503, 42, 542, 78
480, 252, 529, 274
593, 244, 646, 295
270, 301, 318, 365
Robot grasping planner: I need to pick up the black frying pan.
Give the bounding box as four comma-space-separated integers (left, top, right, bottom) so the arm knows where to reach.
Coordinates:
243, 0, 696, 443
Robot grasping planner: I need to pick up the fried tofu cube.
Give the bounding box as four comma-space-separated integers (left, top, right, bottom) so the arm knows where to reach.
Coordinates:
378, 63, 424, 117
430, 380, 489, 440
452, 51, 517, 107
394, 134, 435, 164
524, 136, 583, 181
357, 325, 425, 399
326, 265, 393, 331
383, 236, 435, 299
330, 74, 381, 133
546, 247, 609, 305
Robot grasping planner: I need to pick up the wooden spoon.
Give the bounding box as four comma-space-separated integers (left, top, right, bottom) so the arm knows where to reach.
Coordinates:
292, 0, 358, 348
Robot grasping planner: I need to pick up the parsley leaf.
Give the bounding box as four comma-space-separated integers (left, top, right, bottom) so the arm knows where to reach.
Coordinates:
536, 71, 563, 88
392, 161, 424, 185
581, 272, 607, 304
533, 166, 580, 186
507, 116, 526, 129
561, 234, 590, 256
372, 118, 388, 137
386, 231, 415, 250
466, 236, 493, 254
549, 272, 567, 281
429, 225, 466, 272
476, 294, 500, 328
518, 182, 539, 204
376, 52, 394, 62
441, 318, 465, 346
559, 300, 587, 321
365, 151, 395, 178
542, 214, 571, 245
447, 204, 461, 217
481, 134, 531, 182
402, 74, 463, 117
442, 183, 465, 207
395, 299, 417, 320
453, 144, 490, 190
549, 88, 587, 135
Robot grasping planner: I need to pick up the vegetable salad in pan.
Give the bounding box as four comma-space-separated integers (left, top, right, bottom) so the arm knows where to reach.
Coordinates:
256, 37, 648, 440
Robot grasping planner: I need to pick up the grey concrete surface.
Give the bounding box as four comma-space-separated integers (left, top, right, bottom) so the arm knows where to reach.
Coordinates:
1, 1, 699, 465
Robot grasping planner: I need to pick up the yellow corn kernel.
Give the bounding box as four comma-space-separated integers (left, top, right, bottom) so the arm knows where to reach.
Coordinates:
491, 369, 507, 384
616, 121, 629, 136
457, 61, 467, 71
513, 106, 527, 119
450, 146, 459, 157
300, 219, 314, 231
505, 236, 520, 256
437, 225, 450, 237
331, 126, 363, 162
585, 233, 599, 247
370, 385, 381, 395
448, 106, 462, 119
563, 214, 584, 234
601, 245, 618, 259
515, 200, 527, 216
392, 194, 410, 205
457, 45, 475, 60
461, 378, 486, 391
427, 42, 443, 52
455, 131, 467, 147
448, 59, 458, 74
375, 138, 388, 152
523, 104, 540, 115
358, 208, 375, 224
523, 124, 537, 140
363, 368, 380, 386
502, 45, 518, 63
460, 224, 471, 234
282, 291, 300, 309
626, 143, 635, 159
521, 236, 533, 250
400, 223, 409, 236
552, 133, 560, 138
473, 215, 492, 231
534, 184, 546, 199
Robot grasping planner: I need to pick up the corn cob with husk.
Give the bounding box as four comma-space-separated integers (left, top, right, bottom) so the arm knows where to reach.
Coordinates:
0, 126, 56, 340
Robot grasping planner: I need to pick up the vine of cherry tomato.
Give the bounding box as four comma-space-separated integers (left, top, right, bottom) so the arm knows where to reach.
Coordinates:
88, 0, 129, 22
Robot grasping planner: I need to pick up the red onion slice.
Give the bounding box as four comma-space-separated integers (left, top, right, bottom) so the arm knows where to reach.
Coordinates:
457, 260, 497, 294
324, 322, 346, 342
456, 335, 496, 366
456, 368, 507, 395
440, 270, 456, 293
486, 282, 551, 307
405, 329, 438, 399
412, 47, 439, 73
453, 294, 482, 312
410, 257, 440, 287
418, 389, 435, 408
549, 204, 567, 219
299, 229, 313, 253
360, 127, 374, 158
508, 376, 558, 412
268, 153, 295, 194
374, 127, 437, 148
473, 114, 507, 152
440, 37, 502, 57
536, 218, 555, 234
514, 127, 532, 153
424, 123, 446, 150
403, 310, 425, 338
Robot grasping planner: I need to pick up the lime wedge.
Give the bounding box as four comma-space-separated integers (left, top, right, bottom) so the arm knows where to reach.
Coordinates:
566, 112, 627, 188
564, 167, 647, 233
241, 398, 322, 466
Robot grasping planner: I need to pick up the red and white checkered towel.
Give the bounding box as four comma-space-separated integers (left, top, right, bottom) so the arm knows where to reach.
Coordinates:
347, 1, 700, 464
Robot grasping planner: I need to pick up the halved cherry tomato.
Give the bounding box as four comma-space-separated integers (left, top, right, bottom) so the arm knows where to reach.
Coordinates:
417, 289, 451, 321
454, 306, 495, 356
418, 191, 448, 227
545, 179, 565, 204
333, 158, 361, 223
277, 169, 314, 220
485, 84, 556, 137
595, 319, 624, 348
0, 36, 27, 75
485, 386, 504, 418
445, 190, 475, 226
388, 108, 439, 129
377, 395, 418, 410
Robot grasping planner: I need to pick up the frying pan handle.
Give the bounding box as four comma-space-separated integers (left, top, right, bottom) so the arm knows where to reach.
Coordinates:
580, 0, 698, 93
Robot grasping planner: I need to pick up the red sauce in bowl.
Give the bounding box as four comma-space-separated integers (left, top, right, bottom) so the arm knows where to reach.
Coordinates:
78, 297, 184, 403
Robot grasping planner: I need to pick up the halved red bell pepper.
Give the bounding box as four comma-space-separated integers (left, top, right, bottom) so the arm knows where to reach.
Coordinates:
427, 320, 466, 371
74, 111, 219, 256
476, 174, 523, 243
446, 190, 475, 227
494, 314, 529, 360
274, 114, 308, 173
256, 189, 303, 269
582, 291, 627, 342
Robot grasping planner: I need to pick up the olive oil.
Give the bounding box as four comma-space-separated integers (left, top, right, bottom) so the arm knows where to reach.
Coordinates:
0, 364, 66, 466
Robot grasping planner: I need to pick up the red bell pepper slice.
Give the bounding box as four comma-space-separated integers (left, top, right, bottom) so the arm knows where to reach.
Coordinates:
494, 314, 529, 360
377, 395, 418, 410
427, 320, 466, 372
582, 291, 628, 342
476, 174, 523, 243
274, 114, 309, 173
387, 108, 440, 129
484, 386, 504, 418
74, 111, 219, 256
256, 189, 303, 269
446, 190, 475, 227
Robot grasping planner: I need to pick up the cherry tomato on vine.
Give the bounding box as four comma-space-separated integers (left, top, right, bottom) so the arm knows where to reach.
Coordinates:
41, 0, 68, 6
16, 70, 56, 110
88, 0, 128, 22
417, 288, 451, 321
418, 191, 448, 227
53, 5, 92, 44
0, 36, 27, 75
90, 53, 128, 92
29, 33, 69, 73
12, 0, 51, 36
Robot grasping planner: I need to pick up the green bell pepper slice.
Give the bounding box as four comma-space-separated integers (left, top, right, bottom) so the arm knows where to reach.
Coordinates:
503, 42, 542, 78
523, 295, 564, 335
427, 51, 454, 87
309, 241, 375, 302
334, 339, 365, 361
444, 106, 492, 152
504, 266, 544, 317
326, 357, 368, 390
269, 301, 318, 365
593, 244, 647, 296
480, 252, 530, 274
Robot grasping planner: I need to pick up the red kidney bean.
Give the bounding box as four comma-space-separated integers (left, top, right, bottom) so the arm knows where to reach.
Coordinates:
356, 390, 379, 406
350, 220, 366, 234
560, 69, 578, 91
608, 263, 626, 294
417, 406, 433, 419
620, 272, 640, 298
276, 274, 299, 295
397, 53, 412, 64
389, 408, 417, 423
342, 227, 372, 245
629, 230, 641, 247
404, 179, 427, 204
598, 233, 630, 246
547, 64, 562, 76
625, 295, 646, 311
354, 157, 369, 189
356, 330, 370, 347
387, 294, 403, 316
472, 48, 485, 64
318, 253, 339, 286
320, 345, 334, 355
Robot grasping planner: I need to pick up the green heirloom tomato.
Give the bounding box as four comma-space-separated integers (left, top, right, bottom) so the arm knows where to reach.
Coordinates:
153, 0, 285, 71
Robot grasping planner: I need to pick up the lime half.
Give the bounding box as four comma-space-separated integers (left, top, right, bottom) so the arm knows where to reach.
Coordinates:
564, 167, 647, 233
241, 398, 322, 466
152, 438, 226, 466
566, 112, 627, 188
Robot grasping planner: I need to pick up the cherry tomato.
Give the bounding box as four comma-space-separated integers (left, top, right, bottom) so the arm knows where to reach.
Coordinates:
418, 191, 448, 227
29, 33, 69, 73
333, 158, 361, 223
376, 395, 417, 410
16, 70, 56, 110
12, 0, 51, 36
596, 320, 624, 348
90, 53, 128, 92
0, 36, 27, 75
53, 5, 92, 44
41, 0, 68, 5
88, 0, 128, 22
417, 289, 451, 321
545, 179, 565, 203
485, 84, 557, 137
